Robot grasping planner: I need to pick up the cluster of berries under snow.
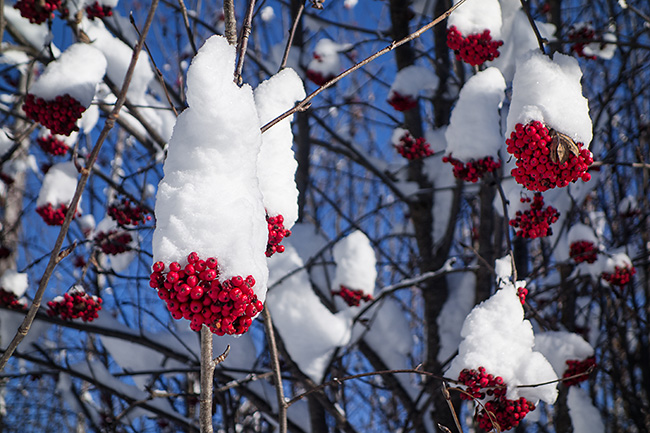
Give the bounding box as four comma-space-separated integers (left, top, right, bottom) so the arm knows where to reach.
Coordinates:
0, 288, 27, 311
446, 26, 503, 66
95, 230, 133, 255
509, 193, 559, 239
458, 367, 535, 431
563, 356, 596, 386
85, 1, 113, 19
394, 130, 434, 160
266, 214, 291, 257
507, 121, 593, 192
306, 39, 348, 86
108, 198, 151, 227
387, 65, 438, 112
36, 203, 72, 226
46, 287, 102, 322
387, 91, 417, 112
331, 284, 373, 307
516, 283, 528, 304
149, 252, 264, 335
36, 131, 72, 156
23, 94, 85, 137
13, 0, 61, 24
568, 23, 597, 59
602, 264, 635, 288
570, 240, 598, 264
443, 154, 500, 183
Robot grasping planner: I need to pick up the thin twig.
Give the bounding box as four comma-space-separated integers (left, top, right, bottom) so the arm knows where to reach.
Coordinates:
441, 383, 464, 433
200, 326, 216, 433
223, 0, 237, 46
493, 174, 517, 283
0, 0, 5, 54
279, 1, 304, 72
519, 0, 546, 53
262, 306, 287, 433
177, 0, 198, 55
260, 0, 469, 134
0, 0, 160, 373
234, 0, 256, 84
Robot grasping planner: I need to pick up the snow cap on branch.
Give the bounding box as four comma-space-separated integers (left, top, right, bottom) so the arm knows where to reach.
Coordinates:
37, 161, 80, 209
534, 331, 594, 376
332, 231, 377, 297
448, 0, 503, 38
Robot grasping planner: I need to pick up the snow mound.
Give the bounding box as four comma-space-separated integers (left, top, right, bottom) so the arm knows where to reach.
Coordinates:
37, 161, 80, 209
332, 231, 377, 296
448, 0, 503, 38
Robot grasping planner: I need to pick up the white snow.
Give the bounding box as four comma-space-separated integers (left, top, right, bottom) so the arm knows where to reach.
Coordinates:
307, 39, 350, 81
39, 127, 78, 148
260, 6, 275, 22
448, 0, 503, 38
445, 67, 505, 161
568, 387, 605, 433
254, 68, 305, 229
344, 0, 358, 9
583, 32, 617, 60
100, 335, 164, 390
618, 195, 638, 214
153, 35, 269, 301
2, 7, 59, 55
388, 65, 439, 102
534, 331, 594, 376
567, 223, 598, 245
602, 252, 632, 273
29, 43, 106, 107
437, 270, 476, 363
506, 50, 592, 146
36, 161, 80, 209
332, 230, 377, 297
0, 270, 28, 297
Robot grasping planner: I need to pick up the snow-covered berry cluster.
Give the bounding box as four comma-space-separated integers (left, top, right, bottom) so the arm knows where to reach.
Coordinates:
569, 240, 598, 264
149, 252, 264, 335
0, 289, 27, 311
36, 134, 69, 156
442, 154, 500, 182
95, 230, 133, 255
85, 1, 113, 19
107, 198, 151, 227
602, 265, 636, 288
36, 203, 73, 226
458, 367, 535, 431
509, 193, 559, 239
46, 288, 102, 322
507, 121, 593, 192
563, 356, 596, 386
23, 94, 85, 136
266, 214, 291, 257
395, 132, 433, 160
568, 23, 597, 59
331, 285, 373, 307
446, 26, 503, 67
387, 91, 418, 112
13, 0, 61, 24
305, 52, 335, 86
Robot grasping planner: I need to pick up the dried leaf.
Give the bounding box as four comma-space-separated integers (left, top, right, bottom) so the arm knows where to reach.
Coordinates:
549, 129, 580, 164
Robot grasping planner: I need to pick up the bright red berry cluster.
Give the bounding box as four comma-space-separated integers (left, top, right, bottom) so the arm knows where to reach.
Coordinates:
568, 24, 597, 59
95, 230, 133, 255
563, 356, 596, 386
507, 122, 593, 192
446, 26, 503, 66
0, 289, 27, 311
517, 285, 528, 304
149, 252, 264, 335
395, 132, 433, 160
602, 265, 636, 287
108, 198, 151, 227
458, 367, 506, 401
36, 134, 69, 156
13, 0, 60, 24
442, 154, 500, 182
85, 1, 113, 19
36, 203, 73, 226
266, 214, 291, 257
509, 194, 559, 239
388, 91, 418, 112
23, 94, 85, 136
569, 240, 598, 264
331, 285, 373, 307
47, 289, 102, 322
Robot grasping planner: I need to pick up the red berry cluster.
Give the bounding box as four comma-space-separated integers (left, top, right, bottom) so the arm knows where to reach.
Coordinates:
602, 265, 636, 287
458, 367, 534, 431
266, 214, 290, 257
95, 230, 133, 255
507, 122, 593, 192
331, 285, 373, 307
107, 198, 151, 227
36, 203, 74, 226
85, 1, 113, 19
509, 193, 559, 239
23, 94, 85, 136
395, 132, 434, 160
569, 240, 598, 264
517, 285, 528, 304
36, 134, 69, 156
0, 289, 27, 311
563, 356, 596, 386
46, 289, 102, 322
568, 24, 597, 59
13, 0, 61, 24
446, 26, 503, 66
388, 91, 418, 112
305, 69, 333, 87
149, 252, 264, 335
442, 154, 501, 182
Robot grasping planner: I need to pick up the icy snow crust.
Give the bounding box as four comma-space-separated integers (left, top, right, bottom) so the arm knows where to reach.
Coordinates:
448, 0, 503, 38
36, 161, 80, 208
506, 51, 592, 146
29, 44, 107, 107
332, 230, 377, 295
153, 36, 269, 299
254, 68, 305, 229
445, 67, 505, 161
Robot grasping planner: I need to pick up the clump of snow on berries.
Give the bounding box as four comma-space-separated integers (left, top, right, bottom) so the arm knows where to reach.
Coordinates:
332, 231, 376, 308
506, 121, 593, 191
601, 253, 635, 288
47, 286, 102, 322
567, 224, 599, 264
0, 270, 28, 311
506, 51, 592, 148
36, 128, 77, 156
387, 65, 438, 112
448, 0, 502, 38
446, 0, 502, 66
618, 195, 640, 218
2, 8, 56, 54
254, 68, 305, 232
509, 193, 559, 239
392, 128, 434, 160
13, 0, 61, 24
534, 331, 595, 386
36, 161, 80, 226
152, 35, 268, 304
306, 39, 350, 86
107, 197, 151, 227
